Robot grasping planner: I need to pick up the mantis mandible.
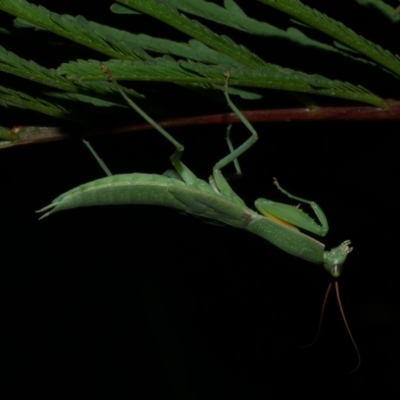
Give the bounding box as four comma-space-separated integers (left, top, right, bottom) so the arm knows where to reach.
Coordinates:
37, 67, 358, 371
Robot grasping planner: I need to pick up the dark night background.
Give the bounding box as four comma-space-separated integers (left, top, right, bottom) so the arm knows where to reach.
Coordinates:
1, 1, 400, 399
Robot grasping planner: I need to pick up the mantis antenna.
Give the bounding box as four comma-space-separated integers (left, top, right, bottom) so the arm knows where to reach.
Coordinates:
302, 281, 360, 373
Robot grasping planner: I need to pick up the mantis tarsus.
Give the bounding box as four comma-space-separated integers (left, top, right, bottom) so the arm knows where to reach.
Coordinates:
37, 67, 358, 371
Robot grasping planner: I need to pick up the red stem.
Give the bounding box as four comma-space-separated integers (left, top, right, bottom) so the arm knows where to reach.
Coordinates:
4, 101, 400, 149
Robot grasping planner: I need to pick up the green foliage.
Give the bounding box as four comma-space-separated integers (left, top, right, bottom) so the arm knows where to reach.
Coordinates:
0, 0, 399, 130
0, 84, 71, 119
259, 0, 400, 76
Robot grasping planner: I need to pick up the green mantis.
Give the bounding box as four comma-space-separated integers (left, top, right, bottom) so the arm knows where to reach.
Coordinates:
37, 67, 358, 370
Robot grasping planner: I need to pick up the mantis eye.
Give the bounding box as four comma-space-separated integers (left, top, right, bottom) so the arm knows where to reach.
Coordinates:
330, 264, 343, 278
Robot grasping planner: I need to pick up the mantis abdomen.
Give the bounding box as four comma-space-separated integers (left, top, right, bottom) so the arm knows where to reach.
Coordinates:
38, 173, 187, 218
38, 171, 325, 264
38, 173, 252, 228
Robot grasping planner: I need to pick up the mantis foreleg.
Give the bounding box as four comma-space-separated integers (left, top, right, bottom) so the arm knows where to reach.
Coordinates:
272, 177, 328, 236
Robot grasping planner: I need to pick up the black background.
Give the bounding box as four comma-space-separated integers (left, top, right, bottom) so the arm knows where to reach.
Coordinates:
1, 1, 400, 399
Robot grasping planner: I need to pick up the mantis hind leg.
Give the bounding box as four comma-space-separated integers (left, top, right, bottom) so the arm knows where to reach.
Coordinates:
224, 124, 242, 179
210, 72, 258, 205
208, 124, 243, 197
213, 72, 258, 174
100, 64, 204, 186
101, 64, 183, 153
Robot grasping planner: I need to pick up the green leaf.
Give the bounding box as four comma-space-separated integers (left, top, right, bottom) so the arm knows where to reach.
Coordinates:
168, 0, 359, 59
258, 0, 400, 77
89, 21, 244, 67
0, 85, 73, 120
116, 0, 266, 68
355, 0, 400, 23
59, 58, 386, 107
0, 0, 149, 60
0, 125, 17, 141
0, 45, 76, 91
0, 0, 395, 124
110, 3, 141, 15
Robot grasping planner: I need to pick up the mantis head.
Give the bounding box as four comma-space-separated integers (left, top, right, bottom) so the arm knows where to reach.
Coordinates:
323, 240, 353, 278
